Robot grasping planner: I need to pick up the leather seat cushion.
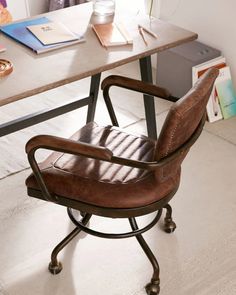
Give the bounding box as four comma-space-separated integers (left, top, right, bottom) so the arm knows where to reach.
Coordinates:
26, 122, 180, 208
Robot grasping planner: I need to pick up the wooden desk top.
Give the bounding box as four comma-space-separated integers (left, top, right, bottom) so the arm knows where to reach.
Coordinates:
0, 2, 197, 107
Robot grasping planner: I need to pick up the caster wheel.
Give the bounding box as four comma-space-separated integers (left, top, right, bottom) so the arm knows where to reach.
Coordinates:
145, 281, 160, 295
164, 218, 176, 234
48, 261, 63, 275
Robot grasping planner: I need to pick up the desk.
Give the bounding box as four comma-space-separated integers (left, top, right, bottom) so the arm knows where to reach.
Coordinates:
0, 2, 197, 139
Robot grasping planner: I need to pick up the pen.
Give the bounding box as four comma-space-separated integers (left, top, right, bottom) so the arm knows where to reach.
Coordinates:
139, 27, 148, 46
138, 24, 158, 39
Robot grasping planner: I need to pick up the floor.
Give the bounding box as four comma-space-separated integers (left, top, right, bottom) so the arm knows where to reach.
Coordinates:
0, 61, 236, 295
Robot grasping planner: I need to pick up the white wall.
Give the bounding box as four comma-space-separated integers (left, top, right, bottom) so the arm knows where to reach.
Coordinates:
27, 0, 48, 16
7, 0, 48, 19
156, 0, 236, 86
7, 0, 29, 19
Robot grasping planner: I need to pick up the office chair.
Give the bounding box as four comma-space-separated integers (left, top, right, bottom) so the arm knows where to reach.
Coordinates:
25, 68, 218, 294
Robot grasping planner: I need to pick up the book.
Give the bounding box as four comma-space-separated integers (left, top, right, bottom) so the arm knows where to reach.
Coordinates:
92, 22, 133, 47
215, 66, 236, 119
27, 21, 79, 45
192, 56, 226, 122
0, 43, 6, 52
192, 56, 226, 73
0, 17, 85, 54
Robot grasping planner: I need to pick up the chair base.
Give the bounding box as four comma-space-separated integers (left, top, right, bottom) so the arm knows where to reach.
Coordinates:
46, 208, 173, 295
46, 204, 176, 295
68, 207, 162, 239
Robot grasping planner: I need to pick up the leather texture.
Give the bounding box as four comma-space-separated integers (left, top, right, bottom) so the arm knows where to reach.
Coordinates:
154, 68, 218, 182
26, 68, 219, 209
26, 122, 180, 208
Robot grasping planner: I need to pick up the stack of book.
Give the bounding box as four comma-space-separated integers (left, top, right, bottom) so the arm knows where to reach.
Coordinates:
0, 17, 85, 54
192, 56, 236, 122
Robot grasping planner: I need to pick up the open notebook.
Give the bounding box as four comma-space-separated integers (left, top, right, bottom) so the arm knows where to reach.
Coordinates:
27, 21, 79, 45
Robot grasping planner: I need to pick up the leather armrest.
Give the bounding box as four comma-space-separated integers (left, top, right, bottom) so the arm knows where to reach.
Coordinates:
25, 134, 113, 203
101, 75, 171, 99
25, 134, 113, 161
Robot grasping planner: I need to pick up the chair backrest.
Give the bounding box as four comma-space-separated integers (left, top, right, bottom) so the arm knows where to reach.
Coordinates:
155, 68, 219, 181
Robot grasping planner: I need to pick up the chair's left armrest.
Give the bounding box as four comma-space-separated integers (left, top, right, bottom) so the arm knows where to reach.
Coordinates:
101, 75, 173, 126
101, 75, 171, 99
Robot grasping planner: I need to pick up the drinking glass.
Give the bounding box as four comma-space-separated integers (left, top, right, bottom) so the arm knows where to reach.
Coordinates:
93, 0, 116, 16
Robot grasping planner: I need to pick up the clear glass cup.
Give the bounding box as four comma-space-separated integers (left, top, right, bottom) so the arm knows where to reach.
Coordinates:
93, 0, 116, 16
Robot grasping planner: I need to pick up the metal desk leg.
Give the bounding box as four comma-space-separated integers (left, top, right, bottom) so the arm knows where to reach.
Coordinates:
86, 73, 101, 123
139, 56, 157, 139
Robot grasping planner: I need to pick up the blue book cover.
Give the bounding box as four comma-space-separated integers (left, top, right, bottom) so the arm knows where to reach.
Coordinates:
216, 78, 236, 119
0, 17, 84, 54
215, 66, 236, 119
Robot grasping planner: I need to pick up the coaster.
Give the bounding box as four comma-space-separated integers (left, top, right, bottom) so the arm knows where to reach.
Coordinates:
0, 59, 13, 77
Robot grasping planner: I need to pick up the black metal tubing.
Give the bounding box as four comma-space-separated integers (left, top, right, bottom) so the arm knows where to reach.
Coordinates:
86, 73, 101, 123
164, 204, 173, 219
129, 217, 160, 288
163, 203, 177, 233
49, 212, 92, 274
67, 207, 162, 239
102, 57, 158, 138
139, 56, 157, 139
103, 87, 119, 127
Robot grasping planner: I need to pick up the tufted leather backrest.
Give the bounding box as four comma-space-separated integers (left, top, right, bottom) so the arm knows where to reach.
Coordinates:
155, 68, 219, 181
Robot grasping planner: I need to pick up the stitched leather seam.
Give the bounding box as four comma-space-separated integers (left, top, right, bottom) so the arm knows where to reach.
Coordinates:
163, 111, 181, 158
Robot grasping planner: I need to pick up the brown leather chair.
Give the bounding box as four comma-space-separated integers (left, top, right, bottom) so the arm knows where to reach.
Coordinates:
25, 68, 218, 295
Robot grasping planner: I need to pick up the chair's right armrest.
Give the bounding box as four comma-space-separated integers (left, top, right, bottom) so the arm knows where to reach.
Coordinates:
25, 134, 113, 161
25, 135, 113, 203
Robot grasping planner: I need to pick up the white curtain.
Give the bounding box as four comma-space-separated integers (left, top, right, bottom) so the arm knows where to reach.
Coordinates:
48, 0, 87, 11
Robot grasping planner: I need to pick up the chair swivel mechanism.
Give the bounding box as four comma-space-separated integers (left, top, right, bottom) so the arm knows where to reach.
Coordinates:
25, 68, 218, 294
